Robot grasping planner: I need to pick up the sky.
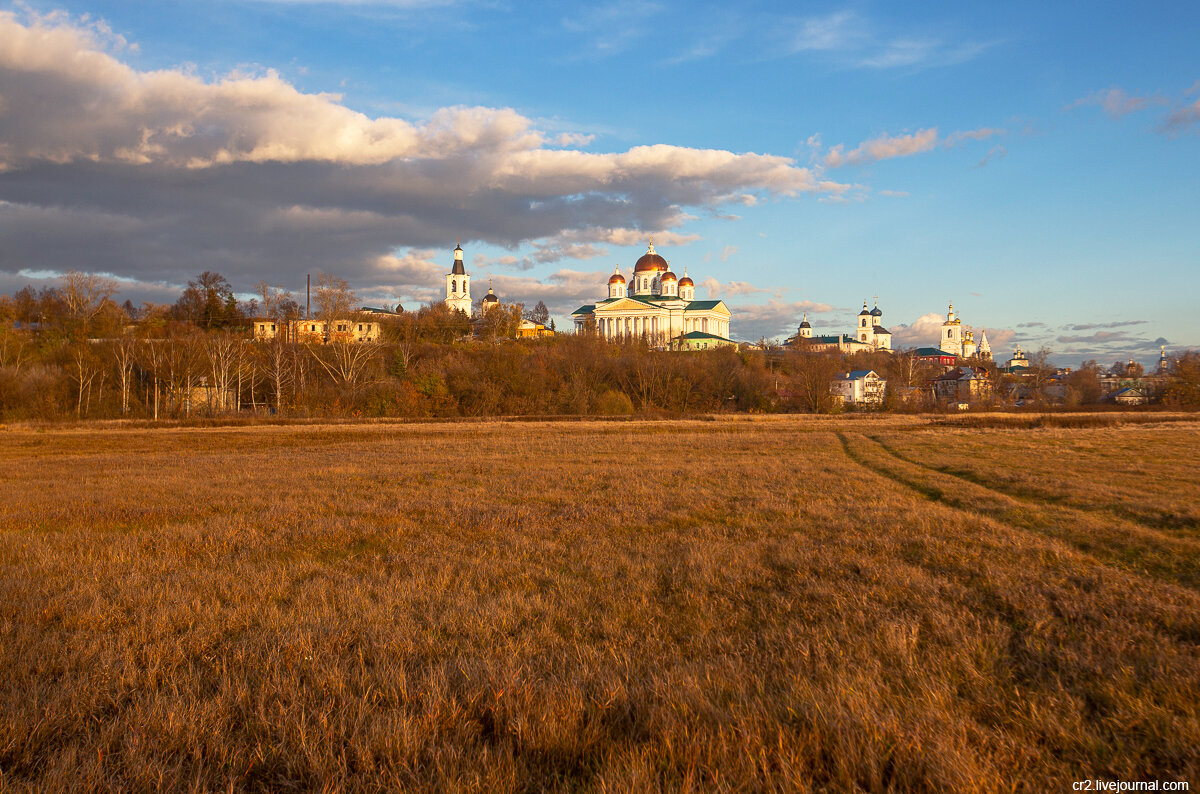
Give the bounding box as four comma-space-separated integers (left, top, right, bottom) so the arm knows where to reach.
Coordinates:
0, 1, 1197, 364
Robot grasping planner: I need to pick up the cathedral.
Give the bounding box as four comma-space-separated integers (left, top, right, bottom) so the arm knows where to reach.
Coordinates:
572, 241, 733, 348
940, 303, 991, 359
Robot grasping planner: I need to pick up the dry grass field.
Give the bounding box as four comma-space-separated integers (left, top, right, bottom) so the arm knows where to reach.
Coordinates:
1, 415, 1198, 791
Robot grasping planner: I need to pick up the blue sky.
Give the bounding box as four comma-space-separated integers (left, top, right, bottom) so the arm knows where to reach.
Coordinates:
0, 1, 1197, 363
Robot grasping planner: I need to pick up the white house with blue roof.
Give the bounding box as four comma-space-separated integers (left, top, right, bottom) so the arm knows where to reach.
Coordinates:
831, 370, 887, 406
572, 241, 733, 348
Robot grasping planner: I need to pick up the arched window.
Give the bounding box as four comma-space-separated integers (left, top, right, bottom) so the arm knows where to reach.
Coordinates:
452, 280, 457, 294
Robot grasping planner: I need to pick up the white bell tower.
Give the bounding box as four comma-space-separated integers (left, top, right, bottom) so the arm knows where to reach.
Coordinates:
445, 241, 472, 315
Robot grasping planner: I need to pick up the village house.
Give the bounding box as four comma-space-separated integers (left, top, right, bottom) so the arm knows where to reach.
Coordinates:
933, 366, 993, 403
831, 370, 887, 407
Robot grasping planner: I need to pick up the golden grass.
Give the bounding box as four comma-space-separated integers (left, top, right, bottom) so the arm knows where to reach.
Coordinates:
1, 417, 1198, 791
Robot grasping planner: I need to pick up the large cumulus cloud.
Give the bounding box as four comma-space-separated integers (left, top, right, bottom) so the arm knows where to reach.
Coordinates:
0, 10, 844, 305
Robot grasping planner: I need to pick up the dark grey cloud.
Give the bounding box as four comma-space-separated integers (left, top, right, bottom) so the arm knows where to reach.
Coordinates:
1061, 320, 1148, 331
0, 11, 841, 304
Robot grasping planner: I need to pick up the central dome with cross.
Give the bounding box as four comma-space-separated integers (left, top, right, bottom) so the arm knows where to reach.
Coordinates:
633, 239, 669, 273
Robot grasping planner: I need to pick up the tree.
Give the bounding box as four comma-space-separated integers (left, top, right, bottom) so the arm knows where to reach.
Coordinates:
175, 271, 237, 329
65, 342, 103, 417
1163, 351, 1200, 407
1064, 360, 1103, 406
313, 273, 357, 335
205, 332, 240, 413
109, 334, 139, 415
61, 271, 118, 334
525, 300, 550, 326
255, 282, 297, 321
785, 350, 844, 413
477, 302, 522, 343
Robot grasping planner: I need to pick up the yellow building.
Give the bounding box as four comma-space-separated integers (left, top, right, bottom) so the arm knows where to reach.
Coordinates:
252, 317, 382, 343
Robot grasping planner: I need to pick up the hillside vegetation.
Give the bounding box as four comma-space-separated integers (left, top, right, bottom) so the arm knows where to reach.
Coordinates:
1, 416, 1198, 791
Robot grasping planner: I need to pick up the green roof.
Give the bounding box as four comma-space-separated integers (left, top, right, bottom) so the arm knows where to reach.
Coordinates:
685, 300, 724, 311
571, 304, 595, 316
679, 331, 731, 341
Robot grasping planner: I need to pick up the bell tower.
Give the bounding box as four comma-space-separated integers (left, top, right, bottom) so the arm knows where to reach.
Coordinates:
445, 241, 472, 315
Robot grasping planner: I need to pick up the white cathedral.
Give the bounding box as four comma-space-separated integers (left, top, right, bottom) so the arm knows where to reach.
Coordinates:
572, 241, 733, 347
940, 302, 991, 359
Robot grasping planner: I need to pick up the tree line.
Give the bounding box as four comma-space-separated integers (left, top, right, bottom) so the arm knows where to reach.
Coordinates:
2, 272, 1198, 421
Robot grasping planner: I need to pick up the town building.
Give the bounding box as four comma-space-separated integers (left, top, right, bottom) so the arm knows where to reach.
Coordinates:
516, 318, 554, 338
572, 241, 733, 346
911, 348, 959, 367
831, 370, 887, 406
933, 366, 994, 403
252, 316, 383, 343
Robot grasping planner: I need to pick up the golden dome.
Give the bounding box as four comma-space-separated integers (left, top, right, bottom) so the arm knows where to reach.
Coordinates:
633, 241, 668, 273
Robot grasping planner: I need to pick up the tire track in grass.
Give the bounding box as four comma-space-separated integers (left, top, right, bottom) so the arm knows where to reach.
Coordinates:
869, 434, 1200, 537
836, 432, 1200, 592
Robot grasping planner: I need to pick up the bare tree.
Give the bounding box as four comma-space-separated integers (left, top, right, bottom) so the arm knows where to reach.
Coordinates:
205, 332, 240, 413
61, 271, 118, 332
314, 273, 357, 338
0, 325, 31, 374
110, 334, 138, 415
310, 340, 380, 389
788, 351, 844, 413
67, 342, 102, 417
262, 339, 294, 415
138, 339, 166, 420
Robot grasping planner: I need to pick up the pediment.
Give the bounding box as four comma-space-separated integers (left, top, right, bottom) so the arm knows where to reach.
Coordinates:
593, 298, 664, 313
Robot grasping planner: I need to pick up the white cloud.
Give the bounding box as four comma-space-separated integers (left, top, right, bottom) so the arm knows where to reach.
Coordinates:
1161, 97, 1200, 135
825, 128, 939, 168
1068, 87, 1167, 119
889, 312, 944, 348
787, 11, 862, 52
720, 245, 737, 262
824, 126, 1004, 169
701, 277, 771, 299
730, 299, 834, 342
0, 11, 845, 301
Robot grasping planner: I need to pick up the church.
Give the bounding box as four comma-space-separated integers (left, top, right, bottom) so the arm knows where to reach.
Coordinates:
571, 241, 733, 348
940, 302, 991, 359
790, 299, 893, 353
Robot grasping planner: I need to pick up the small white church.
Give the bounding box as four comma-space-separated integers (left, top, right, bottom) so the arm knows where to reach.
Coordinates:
443, 242, 500, 316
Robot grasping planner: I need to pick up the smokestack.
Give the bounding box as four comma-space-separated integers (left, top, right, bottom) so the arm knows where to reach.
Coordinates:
306, 274, 310, 319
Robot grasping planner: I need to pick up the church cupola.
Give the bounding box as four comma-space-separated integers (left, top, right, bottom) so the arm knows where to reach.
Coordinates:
632, 239, 667, 296
660, 268, 678, 297
607, 265, 626, 299
481, 283, 499, 311
678, 268, 695, 302
858, 300, 871, 329
870, 298, 883, 326
798, 313, 813, 339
